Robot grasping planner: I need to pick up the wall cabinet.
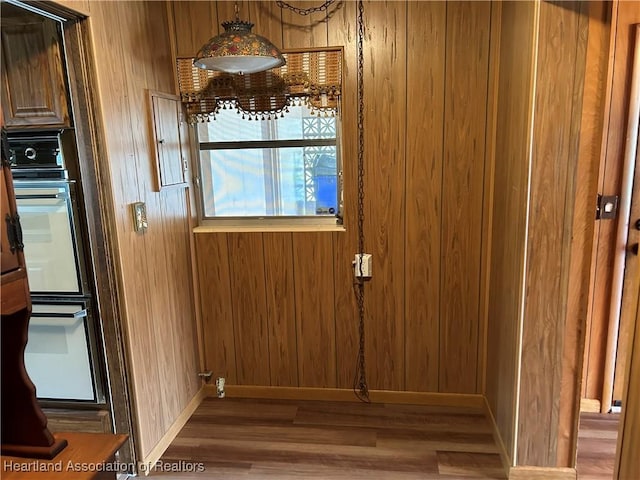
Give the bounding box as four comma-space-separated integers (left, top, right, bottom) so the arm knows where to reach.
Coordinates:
0, 8, 70, 129
148, 91, 188, 190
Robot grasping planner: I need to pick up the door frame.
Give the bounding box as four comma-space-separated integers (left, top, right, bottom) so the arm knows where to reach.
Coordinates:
614, 23, 640, 480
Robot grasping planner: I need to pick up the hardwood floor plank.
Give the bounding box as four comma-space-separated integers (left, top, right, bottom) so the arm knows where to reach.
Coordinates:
155, 398, 508, 479
294, 405, 491, 433
436, 451, 505, 478
576, 412, 619, 479
176, 423, 377, 447
167, 438, 439, 473
377, 429, 499, 454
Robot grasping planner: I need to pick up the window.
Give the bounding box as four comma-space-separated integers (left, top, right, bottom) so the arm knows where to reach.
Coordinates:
197, 104, 342, 225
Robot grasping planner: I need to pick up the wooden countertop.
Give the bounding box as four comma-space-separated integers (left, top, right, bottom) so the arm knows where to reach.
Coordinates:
2, 432, 128, 479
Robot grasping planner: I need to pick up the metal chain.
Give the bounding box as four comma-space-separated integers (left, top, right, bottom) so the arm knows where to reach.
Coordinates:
275, 0, 336, 16
353, 0, 369, 403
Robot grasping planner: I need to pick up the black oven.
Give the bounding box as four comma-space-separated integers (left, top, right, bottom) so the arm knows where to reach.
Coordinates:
7, 130, 66, 180
5, 129, 106, 405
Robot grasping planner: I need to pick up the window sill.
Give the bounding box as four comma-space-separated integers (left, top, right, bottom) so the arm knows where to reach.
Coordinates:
194, 224, 346, 233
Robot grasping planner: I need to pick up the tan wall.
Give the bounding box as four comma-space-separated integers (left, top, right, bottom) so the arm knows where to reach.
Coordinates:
518, 0, 588, 467
485, 0, 537, 465
485, 0, 589, 469
67, 0, 201, 461
173, 0, 495, 393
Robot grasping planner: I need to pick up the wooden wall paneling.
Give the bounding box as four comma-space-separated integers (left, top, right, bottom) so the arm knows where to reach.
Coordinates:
478, 1, 502, 395
216, 1, 249, 35
88, 0, 160, 458
111, 0, 201, 458
148, 196, 181, 437
170, 190, 201, 398
292, 233, 336, 388
485, 0, 538, 462
279, 2, 336, 389
361, 0, 406, 392
196, 233, 237, 384
578, 1, 615, 402
281, 1, 327, 48
439, 1, 490, 394
610, 0, 640, 404
557, 1, 589, 463
328, 0, 359, 390
557, 0, 607, 467
518, 1, 583, 467
171, 1, 218, 58
114, 1, 186, 458
249, 1, 285, 49
579, 0, 617, 402
263, 233, 298, 387
178, 0, 495, 397
404, 0, 445, 393
227, 233, 271, 385
157, 188, 200, 414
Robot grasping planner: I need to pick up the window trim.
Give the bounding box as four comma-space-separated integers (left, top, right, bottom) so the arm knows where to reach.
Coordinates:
194, 111, 344, 230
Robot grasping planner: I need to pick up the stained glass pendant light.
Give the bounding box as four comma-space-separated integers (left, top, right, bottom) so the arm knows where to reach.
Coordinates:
194, 2, 285, 75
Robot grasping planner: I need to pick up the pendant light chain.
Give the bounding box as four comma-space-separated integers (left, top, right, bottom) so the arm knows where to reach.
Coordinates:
275, 0, 336, 16
353, 0, 370, 404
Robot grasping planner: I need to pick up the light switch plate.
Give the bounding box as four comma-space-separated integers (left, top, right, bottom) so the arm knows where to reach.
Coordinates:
132, 202, 148, 233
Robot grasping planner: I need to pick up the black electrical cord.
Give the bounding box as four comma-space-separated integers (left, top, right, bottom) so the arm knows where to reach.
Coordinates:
352, 0, 370, 404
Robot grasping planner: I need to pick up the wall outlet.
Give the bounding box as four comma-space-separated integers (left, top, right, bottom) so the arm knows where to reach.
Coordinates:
353, 253, 372, 278
215, 377, 225, 398
132, 202, 148, 233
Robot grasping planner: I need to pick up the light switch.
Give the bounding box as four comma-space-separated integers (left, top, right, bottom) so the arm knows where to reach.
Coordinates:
132, 202, 148, 233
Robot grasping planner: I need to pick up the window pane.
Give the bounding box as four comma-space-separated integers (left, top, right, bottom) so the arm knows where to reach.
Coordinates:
200, 146, 338, 218
198, 104, 336, 142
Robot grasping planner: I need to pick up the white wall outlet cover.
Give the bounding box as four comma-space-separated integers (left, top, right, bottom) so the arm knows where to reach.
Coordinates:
353, 253, 372, 278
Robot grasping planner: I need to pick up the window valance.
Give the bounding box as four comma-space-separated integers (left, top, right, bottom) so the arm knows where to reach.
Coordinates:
177, 47, 343, 122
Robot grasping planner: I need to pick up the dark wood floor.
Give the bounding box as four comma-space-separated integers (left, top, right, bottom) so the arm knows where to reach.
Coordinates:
150, 397, 506, 479
576, 412, 620, 480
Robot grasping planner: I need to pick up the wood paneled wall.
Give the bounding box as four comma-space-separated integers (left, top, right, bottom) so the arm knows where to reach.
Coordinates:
517, 0, 588, 467
558, 0, 611, 466
485, 0, 590, 469
485, 0, 538, 465
64, 1, 201, 461
174, 0, 494, 394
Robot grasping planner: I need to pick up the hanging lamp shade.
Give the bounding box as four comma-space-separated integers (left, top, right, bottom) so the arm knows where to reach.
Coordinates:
194, 20, 285, 75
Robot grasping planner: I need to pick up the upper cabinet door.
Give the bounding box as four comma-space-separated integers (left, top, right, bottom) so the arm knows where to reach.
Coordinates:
1, 11, 71, 129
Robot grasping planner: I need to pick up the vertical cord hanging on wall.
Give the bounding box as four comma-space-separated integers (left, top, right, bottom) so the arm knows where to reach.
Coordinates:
353, 0, 370, 403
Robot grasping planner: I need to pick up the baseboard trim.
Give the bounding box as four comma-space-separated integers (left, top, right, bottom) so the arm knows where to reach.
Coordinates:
139, 386, 206, 473
204, 385, 485, 410
482, 396, 512, 477
509, 466, 576, 479
579, 398, 601, 413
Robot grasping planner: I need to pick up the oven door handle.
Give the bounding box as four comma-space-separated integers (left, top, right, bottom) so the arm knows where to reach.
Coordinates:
31, 309, 88, 319
16, 193, 69, 200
